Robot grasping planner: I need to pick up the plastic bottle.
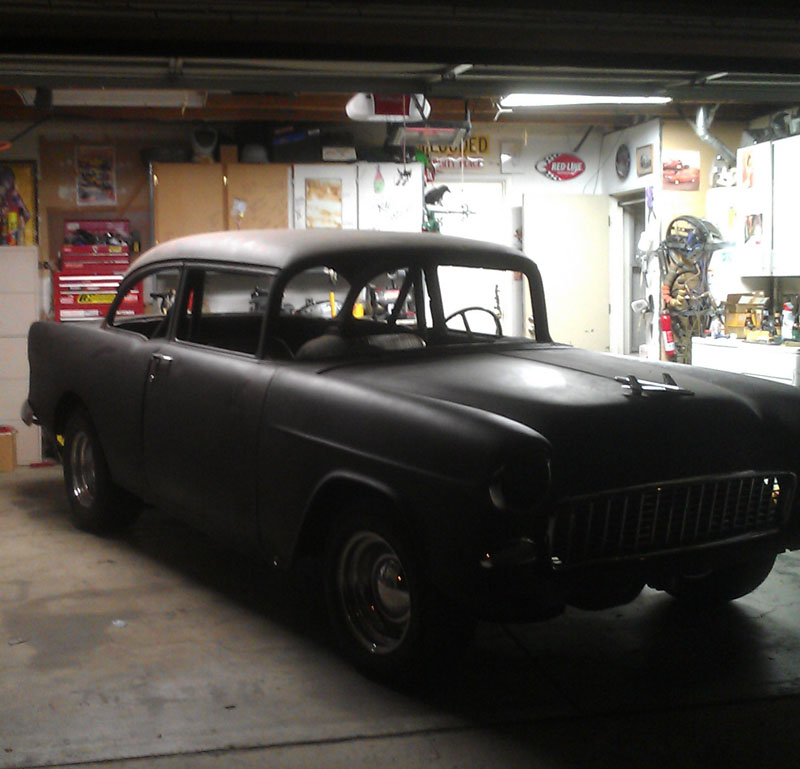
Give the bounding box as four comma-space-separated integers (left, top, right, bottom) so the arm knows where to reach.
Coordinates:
782, 302, 794, 340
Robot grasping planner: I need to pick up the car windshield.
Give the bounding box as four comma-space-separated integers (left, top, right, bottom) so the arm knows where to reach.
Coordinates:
270, 255, 536, 362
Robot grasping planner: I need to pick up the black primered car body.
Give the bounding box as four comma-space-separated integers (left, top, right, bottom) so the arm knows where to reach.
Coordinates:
23, 230, 800, 670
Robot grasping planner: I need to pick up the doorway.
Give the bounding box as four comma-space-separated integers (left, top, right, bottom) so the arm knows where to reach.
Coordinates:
523, 193, 610, 351
622, 198, 648, 354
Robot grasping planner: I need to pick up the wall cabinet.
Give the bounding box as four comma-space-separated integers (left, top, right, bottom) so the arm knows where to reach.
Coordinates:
772, 135, 800, 277
152, 163, 291, 245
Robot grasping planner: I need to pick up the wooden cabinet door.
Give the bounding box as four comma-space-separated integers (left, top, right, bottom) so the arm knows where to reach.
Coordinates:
224, 164, 291, 230
153, 163, 225, 244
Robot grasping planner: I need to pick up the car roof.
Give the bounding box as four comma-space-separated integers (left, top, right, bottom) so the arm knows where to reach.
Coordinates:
128, 229, 534, 276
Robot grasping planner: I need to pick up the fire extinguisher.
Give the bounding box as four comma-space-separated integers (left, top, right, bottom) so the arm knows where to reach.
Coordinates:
660, 312, 675, 358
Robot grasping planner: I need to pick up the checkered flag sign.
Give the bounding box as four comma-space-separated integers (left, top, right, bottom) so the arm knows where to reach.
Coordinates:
535, 153, 586, 181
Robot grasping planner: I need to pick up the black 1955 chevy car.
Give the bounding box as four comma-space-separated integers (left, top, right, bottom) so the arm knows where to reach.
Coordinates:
22, 229, 800, 678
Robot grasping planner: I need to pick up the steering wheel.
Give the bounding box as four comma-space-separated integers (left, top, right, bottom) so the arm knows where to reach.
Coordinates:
444, 306, 503, 336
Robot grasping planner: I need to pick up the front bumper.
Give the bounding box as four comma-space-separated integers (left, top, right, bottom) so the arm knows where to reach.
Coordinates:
463, 528, 789, 621
446, 469, 798, 622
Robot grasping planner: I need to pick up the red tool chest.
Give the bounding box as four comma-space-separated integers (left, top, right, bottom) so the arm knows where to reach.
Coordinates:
54, 220, 141, 322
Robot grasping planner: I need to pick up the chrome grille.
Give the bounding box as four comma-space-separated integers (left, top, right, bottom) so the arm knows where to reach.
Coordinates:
550, 472, 794, 567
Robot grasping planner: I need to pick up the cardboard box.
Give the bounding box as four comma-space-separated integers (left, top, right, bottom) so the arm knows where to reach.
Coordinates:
725, 293, 769, 313
0, 427, 17, 473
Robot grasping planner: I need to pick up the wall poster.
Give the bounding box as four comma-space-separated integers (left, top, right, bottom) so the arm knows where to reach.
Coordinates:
76, 145, 117, 206
293, 164, 358, 230
662, 150, 700, 190
306, 178, 343, 228
0, 160, 37, 245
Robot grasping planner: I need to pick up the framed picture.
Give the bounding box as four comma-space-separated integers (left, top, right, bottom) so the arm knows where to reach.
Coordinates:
0, 160, 38, 246
636, 144, 653, 177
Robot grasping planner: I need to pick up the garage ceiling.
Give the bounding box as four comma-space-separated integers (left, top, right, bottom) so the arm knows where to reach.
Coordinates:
1, 1, 800, 128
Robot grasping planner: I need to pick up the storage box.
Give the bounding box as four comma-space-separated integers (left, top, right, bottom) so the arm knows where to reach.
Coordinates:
219, 144, 238, 164
725, 293, 769, 314
0, 427, 17, 473
724, 293, 770, 339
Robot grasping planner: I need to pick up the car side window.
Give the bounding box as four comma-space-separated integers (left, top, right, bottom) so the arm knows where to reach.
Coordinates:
175, 268, 274, 356
108, 267, 181, 339
280, 266, 349, 318
270, 266, 352, 357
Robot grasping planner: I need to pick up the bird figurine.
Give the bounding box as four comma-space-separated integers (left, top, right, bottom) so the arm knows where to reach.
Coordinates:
424, 185, 450, 206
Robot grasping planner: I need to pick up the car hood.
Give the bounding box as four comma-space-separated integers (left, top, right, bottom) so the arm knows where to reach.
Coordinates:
323, 344, 800, 496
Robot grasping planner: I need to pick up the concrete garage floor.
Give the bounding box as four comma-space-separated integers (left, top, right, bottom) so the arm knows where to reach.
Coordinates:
3, 466, 800, 769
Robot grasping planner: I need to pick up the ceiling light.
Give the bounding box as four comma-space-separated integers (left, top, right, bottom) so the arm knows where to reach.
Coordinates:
17, 88, 206, 108
499, 93, 672, 108
388, 121, 471, 148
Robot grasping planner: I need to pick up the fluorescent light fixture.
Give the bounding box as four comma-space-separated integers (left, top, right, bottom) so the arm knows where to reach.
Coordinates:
500, 93, 672, 108
388, 121, 471, 148
17, 88, 206, 108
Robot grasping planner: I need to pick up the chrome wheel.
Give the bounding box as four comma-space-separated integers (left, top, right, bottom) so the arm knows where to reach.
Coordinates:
336, 530, 411, 655
69, 430, 97, 509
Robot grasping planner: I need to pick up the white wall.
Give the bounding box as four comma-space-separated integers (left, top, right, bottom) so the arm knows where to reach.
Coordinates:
429, 123, 605, 207
597, 119, 661, 197
0, 246, 41, 465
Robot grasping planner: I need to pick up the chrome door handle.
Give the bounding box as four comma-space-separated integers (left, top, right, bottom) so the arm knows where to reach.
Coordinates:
148, 353, 173, 382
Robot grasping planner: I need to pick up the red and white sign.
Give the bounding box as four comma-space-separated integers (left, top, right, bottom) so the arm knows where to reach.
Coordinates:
431, 155, 485, 172
535, 153, 586, 181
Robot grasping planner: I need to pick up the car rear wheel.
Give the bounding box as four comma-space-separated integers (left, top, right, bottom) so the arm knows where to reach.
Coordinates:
664, 553, 777, 606
324, 507, 473, 681
62, 409, 139, 534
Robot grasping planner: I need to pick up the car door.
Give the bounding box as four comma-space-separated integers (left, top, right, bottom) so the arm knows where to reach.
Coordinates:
100, 264, 183, 498
142, 265, 277, 548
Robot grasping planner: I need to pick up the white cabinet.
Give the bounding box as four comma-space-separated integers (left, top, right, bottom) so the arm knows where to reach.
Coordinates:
692, 336, 800, 387
735, 142, 773, 277
771, 135, 800, 276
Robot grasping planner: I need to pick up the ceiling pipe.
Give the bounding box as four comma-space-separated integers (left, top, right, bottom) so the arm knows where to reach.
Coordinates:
693, 104, 736, 165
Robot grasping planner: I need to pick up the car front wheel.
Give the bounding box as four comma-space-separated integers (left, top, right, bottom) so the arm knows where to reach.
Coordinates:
663, 553, 777, 606
323, 507, 472, 681
62, 409, 139, 534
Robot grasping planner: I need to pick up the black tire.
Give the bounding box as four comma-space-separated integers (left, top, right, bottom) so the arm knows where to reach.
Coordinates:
62, 408, 139, 534
664, 553, 777, 606
323, 507, 473, 681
